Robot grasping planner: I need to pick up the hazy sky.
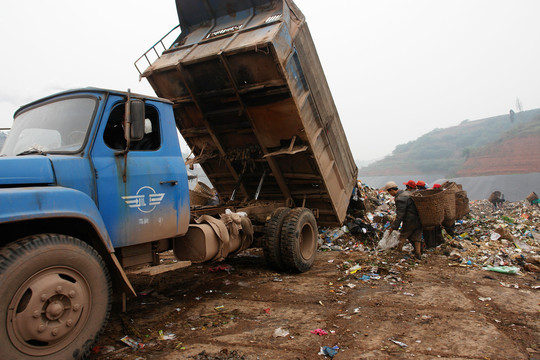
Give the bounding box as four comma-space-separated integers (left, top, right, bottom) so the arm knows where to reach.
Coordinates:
2, 0, 540, 161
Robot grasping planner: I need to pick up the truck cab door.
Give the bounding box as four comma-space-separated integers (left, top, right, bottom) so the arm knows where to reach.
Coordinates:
91, 96, 189, 248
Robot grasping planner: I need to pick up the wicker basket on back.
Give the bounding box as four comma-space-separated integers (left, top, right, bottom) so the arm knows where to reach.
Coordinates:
194, 181, 214, 198
455, 190, 470, 219
488, 191, 502, 203
526, 192, 538, 203
441, 182, 458, 226
411, 189, 446, 230
190, 181, 215, 206
189, 190, 213, 206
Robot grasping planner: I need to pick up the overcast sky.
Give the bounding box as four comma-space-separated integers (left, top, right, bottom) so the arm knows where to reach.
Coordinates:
2, 0, 540, 162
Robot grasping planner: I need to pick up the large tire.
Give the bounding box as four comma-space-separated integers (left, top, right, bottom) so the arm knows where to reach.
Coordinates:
280, 208, 318, 272
262, 207, 291, 271
0, 234, 112, 360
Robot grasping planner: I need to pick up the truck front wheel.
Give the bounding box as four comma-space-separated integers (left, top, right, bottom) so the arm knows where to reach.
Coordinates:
280, 208, 318, 272
0, 234, 112, 360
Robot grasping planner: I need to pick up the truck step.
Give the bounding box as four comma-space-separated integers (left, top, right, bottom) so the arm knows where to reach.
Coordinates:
127, 261, 191, 276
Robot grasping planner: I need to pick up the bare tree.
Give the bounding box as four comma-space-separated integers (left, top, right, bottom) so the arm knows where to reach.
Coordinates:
515, 98, 523, 112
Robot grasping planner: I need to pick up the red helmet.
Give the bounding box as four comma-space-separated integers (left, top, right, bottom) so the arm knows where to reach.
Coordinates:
403, 180, 416, 188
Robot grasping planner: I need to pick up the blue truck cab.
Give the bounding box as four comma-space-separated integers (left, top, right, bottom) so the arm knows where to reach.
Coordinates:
0, 88, 192, 359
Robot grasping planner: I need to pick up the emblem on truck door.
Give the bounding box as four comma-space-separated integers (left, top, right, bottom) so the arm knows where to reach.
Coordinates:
122, 186, 165, 213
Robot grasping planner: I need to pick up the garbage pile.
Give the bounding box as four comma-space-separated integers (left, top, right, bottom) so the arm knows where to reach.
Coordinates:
319, 181, 540, 274
439, 199, 540, 272
320, 181, 394, 251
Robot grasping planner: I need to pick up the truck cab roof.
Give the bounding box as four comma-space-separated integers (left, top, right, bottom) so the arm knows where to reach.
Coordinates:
15, 87, 171, 117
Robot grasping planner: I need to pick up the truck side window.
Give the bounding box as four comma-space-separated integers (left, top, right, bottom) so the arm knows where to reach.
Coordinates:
131, 106, 160, 151
103, 104, 160, 151
103, 105, 125, 150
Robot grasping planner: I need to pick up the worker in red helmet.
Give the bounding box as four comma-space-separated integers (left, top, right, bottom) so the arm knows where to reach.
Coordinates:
416, 180, 427, 190
403, 180, 416, 191
432, 183, 441, 189
381, 180, 423, 259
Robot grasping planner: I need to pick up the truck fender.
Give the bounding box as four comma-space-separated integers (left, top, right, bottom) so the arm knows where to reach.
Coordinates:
0, 187, 136, 296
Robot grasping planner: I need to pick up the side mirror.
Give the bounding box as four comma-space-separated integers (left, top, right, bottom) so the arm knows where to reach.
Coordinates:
130, 100, 145, 141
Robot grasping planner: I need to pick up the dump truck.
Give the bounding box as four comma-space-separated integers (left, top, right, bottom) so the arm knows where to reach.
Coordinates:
0, 0, 356, 358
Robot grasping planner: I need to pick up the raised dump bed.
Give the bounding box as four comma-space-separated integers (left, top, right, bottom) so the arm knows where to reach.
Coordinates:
140, 0, 357, 226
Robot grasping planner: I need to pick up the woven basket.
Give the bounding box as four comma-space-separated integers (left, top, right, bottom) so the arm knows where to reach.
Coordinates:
194, 181, 214, 197
189, 189, 213, 206
455, 190, 470, 219
442, 189, 456, 227
526, 192, 538, 203
411, 189, 445, 230
441, 181, 459, 191
488, 191, 501, 202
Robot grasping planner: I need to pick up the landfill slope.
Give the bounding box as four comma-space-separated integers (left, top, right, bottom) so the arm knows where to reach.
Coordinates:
358, 108, 540, 178
90, 189, 539, 360
457, 134, 540, 176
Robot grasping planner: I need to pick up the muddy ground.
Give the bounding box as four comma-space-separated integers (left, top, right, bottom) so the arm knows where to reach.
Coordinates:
90, 242, 540, 360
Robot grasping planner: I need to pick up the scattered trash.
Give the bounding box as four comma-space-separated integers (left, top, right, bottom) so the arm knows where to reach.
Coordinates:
92, 345, 116, 355
484, 266, 520, 274
389, 338, 408, 348
377, 229, 400, 250
499, 282, 519, 288
319, 345, 339, 358
311, 328, 328, 336
139, 288, 155, 296
273, 327, 290, 337
208, 264, 233, 273
478, 297, 491, 302
348, 264, 362, 274
120, 336, 145, 350
319, 188, 539, 275
403, 292, 415, 297
158, 330, 176, 341
263, 308, 271, 314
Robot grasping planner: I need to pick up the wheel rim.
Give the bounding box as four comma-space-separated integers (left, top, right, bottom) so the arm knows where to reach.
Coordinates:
299, 222, 316, 260
7, 266, 91, 356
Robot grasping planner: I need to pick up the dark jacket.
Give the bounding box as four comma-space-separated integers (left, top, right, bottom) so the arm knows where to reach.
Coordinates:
391, 190, 421, 232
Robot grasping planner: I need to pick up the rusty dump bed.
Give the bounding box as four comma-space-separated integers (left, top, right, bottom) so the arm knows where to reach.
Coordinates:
142, 0, 357, 226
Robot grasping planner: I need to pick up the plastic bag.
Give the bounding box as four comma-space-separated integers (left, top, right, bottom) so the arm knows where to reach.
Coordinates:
484, 266, 520, 274
377, 230, 400, 250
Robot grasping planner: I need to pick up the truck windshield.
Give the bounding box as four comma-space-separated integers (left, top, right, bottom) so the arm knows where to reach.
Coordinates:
1, 96, 97, 156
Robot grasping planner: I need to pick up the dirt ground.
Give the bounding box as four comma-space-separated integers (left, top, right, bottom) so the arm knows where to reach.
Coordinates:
90, 241, 540, 360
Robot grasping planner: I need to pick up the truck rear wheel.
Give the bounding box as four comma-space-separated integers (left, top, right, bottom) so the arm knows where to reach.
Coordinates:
280, 208, 318, 272
0, 234, 111, 360
262, 207, 291, 270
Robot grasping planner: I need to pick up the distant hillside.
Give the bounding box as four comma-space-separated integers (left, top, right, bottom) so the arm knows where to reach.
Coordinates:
457, 119, 540, 176
358, 109, 540, 177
